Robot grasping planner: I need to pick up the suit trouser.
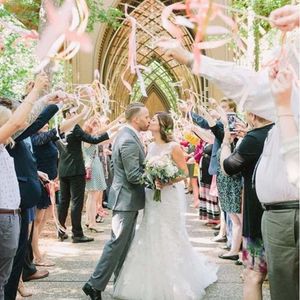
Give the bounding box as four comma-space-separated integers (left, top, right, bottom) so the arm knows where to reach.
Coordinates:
89, 211, 138, 291
22, 221, 36, 280
4, 210, 27, 300
0, 214, 20, 300
262, 209, 299, 300
58, 175, 86, 237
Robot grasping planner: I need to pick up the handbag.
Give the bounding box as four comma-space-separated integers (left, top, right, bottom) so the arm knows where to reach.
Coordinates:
85, 148, 97, 181
85, 167, 92, 180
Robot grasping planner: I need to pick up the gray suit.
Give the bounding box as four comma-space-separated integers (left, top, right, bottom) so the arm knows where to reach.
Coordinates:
89, 127, 145, 291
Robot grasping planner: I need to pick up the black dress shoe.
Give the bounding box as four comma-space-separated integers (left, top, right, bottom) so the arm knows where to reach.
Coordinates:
57, 231, 68, 241
72, 235, 94, 243
218, 253, 239, 261
82, 282, 102, 300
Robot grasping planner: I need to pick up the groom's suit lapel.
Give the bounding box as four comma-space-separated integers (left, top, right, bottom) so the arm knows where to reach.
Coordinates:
124, 127, 145, 156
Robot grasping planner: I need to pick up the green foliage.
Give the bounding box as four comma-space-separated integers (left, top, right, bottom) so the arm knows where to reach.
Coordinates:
232, 0, 291, 31
0, 8, 67, 100
0, 31, 36, 100
85, 0, 123, 32
4, 0, 122, 32
3, 0, 41, 30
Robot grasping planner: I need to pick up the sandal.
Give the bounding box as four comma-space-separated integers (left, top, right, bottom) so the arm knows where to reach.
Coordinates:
89, 227, 104, 233
34, 259, 55, 267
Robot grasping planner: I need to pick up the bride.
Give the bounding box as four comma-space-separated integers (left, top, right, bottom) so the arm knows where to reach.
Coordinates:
113, 112, 218, 300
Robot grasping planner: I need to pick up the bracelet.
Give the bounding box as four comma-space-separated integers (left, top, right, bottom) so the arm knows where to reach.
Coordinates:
277, 114, 294, 118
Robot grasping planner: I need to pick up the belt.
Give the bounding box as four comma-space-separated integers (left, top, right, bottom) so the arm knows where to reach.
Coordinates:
0, 208, 21, 215
262, 201, 299, 211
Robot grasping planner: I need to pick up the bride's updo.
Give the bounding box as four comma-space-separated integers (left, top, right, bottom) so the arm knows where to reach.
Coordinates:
156, 112, 174, 143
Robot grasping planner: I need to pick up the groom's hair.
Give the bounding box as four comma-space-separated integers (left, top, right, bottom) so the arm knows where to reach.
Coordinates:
125, 102, 145, 121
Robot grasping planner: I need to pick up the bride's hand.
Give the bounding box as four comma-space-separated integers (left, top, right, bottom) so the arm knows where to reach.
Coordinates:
155, 180, 171, 190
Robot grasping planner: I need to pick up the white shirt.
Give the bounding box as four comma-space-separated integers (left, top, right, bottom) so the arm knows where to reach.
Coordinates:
0, 144, 20, 209
197, 55, 299, 204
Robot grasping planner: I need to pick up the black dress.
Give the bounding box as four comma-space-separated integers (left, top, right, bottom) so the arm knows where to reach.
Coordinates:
31, 128, 59, 209
199, 144, 220, 222
223, 124, 274, 238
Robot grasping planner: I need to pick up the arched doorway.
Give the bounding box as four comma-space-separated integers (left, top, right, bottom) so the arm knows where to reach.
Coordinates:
96, 0, 207, 118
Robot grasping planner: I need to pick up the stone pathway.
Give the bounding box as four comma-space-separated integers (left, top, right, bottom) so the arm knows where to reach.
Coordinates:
19, 197, 270, 300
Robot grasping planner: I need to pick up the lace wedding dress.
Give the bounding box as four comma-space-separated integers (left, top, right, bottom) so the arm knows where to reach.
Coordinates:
113, 142, 218, 300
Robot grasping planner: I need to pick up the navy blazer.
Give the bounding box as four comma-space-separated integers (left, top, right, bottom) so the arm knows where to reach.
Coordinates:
7, 105, 59, 209
191, 112, 224, 175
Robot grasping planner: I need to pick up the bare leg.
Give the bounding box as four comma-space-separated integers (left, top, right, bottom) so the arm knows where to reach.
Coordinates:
226, 213, 242, 256
191, 178, 200, 208
32, 209, 46, 262
212, 211, 227, 241
88, 191, 98, 229
243, 268, 266, 300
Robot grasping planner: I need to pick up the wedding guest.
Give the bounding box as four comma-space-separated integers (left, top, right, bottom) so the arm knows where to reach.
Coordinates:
30, 109, 89, 265
269, 66, 299, 188
183, 132, 200, 208
3, 89, 66, 300
165, 25, 299, 299
0, 91, 46, 300
57, 107, 120, 243
220, 112, 273, 300
198, 143, 220, 224
82, 118, 108, 232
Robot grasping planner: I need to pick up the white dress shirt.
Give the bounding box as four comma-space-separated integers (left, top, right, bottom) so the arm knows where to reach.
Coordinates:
196, 54, 299, 204
0, 144, 20, 209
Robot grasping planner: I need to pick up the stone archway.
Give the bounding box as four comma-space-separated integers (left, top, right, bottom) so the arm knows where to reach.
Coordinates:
96, 0, 205, 117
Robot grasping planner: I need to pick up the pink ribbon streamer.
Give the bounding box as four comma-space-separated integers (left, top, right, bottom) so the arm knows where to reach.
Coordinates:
161, 0, 242, 73
121, 5, 147, 97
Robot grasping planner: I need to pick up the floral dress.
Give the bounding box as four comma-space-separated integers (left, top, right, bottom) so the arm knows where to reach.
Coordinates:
216, 149, 242, 213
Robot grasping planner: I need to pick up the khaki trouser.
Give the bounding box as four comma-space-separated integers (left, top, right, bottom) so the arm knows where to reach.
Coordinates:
262, 208, 299, 300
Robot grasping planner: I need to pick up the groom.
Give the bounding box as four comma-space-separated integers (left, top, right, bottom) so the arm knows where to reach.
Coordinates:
83, 103, 150, 300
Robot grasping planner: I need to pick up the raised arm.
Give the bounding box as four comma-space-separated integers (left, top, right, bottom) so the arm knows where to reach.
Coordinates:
166, 45, 276, 121
0, 74, 49, 144
72, 124, 109, 144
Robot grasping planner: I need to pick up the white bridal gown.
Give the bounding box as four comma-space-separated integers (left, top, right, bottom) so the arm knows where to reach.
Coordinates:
113, 142, 218, 300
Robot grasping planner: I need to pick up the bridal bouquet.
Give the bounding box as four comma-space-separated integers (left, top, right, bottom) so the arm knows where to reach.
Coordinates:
140, 154, 184, 202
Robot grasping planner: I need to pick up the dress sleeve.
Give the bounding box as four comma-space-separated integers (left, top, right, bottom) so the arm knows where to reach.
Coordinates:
198, 56, 276, 122
223, 134, 261, 175
72, 124, 109, 144
31, 128, 58, 146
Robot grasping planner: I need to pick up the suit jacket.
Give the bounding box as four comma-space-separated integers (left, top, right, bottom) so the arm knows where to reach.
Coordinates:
108, 127, 145, 211
7, 104, 59, 209
57, 124, 109, 178
191, 112, 224, 175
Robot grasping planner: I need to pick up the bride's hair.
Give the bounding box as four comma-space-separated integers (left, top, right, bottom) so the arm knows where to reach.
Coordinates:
156, 112, 174, 143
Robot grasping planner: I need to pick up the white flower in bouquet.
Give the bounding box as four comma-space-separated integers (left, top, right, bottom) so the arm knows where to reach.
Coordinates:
140, 154, 185, 201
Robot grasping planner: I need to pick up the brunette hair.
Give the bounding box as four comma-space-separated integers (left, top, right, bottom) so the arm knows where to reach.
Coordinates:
156, 112, 174, 143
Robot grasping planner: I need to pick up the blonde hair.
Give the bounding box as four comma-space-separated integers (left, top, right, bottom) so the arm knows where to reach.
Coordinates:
0, 106, 14, 146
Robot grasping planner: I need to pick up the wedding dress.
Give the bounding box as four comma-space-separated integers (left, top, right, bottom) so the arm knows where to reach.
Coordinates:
113, 142, 218, 300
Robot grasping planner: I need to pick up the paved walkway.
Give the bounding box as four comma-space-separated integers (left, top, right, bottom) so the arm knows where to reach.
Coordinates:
19, 197, 271, 300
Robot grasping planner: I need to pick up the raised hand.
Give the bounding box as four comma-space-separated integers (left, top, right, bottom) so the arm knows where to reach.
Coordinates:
269, 5, 300, 32
33, 73, 49, 92
269, 66, 293, 108
47, 90, 68, 104
158, 38, 192, 66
